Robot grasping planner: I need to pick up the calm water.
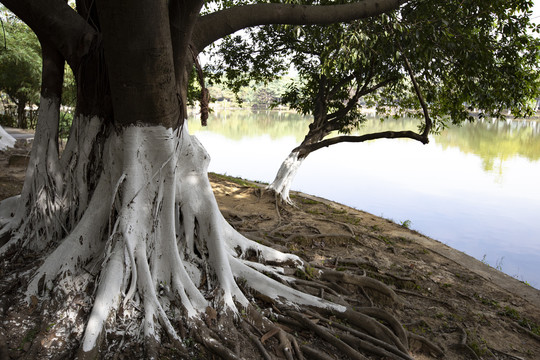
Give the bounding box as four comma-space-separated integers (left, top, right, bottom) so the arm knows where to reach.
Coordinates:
190, 110, 540, 289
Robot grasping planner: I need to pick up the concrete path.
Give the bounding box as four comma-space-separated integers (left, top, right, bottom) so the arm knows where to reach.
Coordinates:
5, 127, 35, 140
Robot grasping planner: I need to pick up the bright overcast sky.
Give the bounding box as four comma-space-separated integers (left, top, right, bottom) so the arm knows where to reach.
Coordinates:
533, 1, 540, 22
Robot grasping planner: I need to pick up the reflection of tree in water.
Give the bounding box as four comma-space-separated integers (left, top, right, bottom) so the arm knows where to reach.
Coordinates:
191, 110, 540, 177
189, 109, 312, 141
436, 119, 540, 176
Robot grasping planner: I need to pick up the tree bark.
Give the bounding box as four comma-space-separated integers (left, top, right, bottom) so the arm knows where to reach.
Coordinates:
192, 0, 407, 52
169, 0, 205, 120
0, 2, 415, 359
1, 0, 97, 70
16, 100, 27, 129
96, 0, 180, 128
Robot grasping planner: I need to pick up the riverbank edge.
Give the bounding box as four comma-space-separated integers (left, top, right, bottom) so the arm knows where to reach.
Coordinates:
296, 190, 540, 308
232, 174, 540, 309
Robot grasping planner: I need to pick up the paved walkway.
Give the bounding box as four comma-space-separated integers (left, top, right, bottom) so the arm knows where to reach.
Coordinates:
5, 127, 35, 140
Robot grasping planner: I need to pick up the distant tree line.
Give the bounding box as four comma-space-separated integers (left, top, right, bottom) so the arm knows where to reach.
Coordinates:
204, 76, 295, 109
0, 6, 76, 132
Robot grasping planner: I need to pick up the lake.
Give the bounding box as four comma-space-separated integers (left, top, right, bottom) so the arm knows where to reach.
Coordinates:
189, 110, 540, 289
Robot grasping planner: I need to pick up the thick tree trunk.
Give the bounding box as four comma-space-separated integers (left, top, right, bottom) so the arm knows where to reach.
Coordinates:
267, 149, 306, 204
0, 1, 414, 359
16, 100, 27, 129
268, 118, 329, 203
0, 40, 65, 250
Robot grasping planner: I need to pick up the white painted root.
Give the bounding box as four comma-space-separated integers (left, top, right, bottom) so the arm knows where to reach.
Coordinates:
14, 97, 64, 247
1, 109, 106, 257
19, 124, 357, 357
267, 151, 305, 204
0, 125, 16, 150
25, 174, 111, 298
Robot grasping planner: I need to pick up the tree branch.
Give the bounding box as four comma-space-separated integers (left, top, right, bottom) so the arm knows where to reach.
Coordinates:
328, 73, 358, 100
296, 129, 428, 156
326, 76, 398, 123
397, 42, 432, 137
192, 0, 408, 52
1, 0, 97, 69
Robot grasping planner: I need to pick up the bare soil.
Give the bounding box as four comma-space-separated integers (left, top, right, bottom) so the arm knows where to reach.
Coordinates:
1, 144, 539, 359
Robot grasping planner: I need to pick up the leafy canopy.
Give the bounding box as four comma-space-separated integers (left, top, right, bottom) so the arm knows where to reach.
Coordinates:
204, 0, 540, 134
0, 8, 41, 107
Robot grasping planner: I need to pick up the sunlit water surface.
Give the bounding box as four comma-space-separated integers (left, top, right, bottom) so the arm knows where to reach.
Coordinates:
190, 110, 540, 289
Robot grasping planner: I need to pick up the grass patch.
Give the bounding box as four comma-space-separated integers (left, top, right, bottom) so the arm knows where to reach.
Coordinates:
210, 173, 260, 188
299, 197, 322, 205
499, 306, 540, 335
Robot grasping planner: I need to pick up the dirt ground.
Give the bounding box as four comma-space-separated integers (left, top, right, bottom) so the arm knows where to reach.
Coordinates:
1, 142, 540, 359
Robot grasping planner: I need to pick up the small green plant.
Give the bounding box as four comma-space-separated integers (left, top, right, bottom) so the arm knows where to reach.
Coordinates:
495, 257, 504, 271
379, 235, 393, 245
474, 293, 499, 308
295, 265, 317, 280
300, 198, 321, 205
498, 306, 540, 336
210, 173, 259, 188
466, 330, 489, 357
400, 219, 412, 229
19, 327, 39, 350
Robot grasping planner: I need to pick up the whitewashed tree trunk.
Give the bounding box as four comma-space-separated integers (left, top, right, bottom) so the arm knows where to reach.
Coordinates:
0, 99, 106, 253
0, 125, 16, 151
0, 96, 64, 250
12, 124, 345, 358
267, 150, 305, 204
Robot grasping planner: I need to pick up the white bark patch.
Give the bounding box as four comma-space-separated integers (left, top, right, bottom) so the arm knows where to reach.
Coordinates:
1, 96, 66, 252
267, 150, 305, 204
0, 125, 16, 150
61, 115, 105, 223
16, 123, 349, 355
25, 174, 111, 298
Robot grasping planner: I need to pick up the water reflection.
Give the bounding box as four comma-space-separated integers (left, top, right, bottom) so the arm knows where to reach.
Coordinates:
191, 110, 540, 170
190, 110, 540, 288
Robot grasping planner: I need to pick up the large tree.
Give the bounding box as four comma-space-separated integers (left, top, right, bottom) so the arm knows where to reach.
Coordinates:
0, 0, 424, 359
208, 1, 540, 202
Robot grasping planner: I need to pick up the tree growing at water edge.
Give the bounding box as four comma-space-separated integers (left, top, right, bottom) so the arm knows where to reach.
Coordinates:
0, 0, 435, 359
209, 1, 540, 203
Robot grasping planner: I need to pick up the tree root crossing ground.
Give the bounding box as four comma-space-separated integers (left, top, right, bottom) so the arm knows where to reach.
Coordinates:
1, 133, 540, 359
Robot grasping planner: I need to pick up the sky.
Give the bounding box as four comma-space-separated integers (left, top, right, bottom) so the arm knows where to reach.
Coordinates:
533, 1, 540, 22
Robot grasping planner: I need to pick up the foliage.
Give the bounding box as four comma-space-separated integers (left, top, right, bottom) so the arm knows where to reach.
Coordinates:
205, 0, 540, 136
206, 76, 294, 108
0, 9, 41, 127
390, 0, 540, 125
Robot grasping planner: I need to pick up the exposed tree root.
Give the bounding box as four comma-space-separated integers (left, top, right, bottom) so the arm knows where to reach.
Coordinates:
240, 321, 273, 360
284, 232, 357, 243
0, 125, 431, 359
305, 310, 413, 360
407, 331, 445, 357
489, 346, 527, 360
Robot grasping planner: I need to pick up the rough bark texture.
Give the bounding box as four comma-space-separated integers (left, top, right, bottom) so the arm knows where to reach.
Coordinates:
0, 0, 417, 358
